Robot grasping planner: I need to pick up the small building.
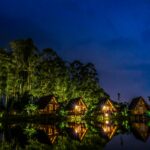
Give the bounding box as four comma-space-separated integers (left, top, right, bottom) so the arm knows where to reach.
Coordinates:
36, 95, 59, 114
67, 122, 88, 141
95, 98, 117, 116
132, 123, 150, 142
129, 97, 149, 115
66, 97, 87, 115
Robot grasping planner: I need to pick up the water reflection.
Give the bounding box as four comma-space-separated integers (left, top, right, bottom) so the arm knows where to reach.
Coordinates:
0, 121, 149, 149
131, 122, 150, 142
96, 122, 118, 140
66, 122, 88, 141
36, 124, 59, 144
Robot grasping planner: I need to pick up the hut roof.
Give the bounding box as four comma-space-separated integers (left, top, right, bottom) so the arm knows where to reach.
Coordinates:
66, 97, 87, 110
96, 98, 117, 110
129, 96, 149, 110
36, 95, 58, 109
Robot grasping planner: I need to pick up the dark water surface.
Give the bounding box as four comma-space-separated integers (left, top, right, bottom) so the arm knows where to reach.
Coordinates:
0, 120, 150, 150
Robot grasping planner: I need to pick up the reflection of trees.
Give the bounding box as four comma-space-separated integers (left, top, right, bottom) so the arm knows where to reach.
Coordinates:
53, 122, 107, 150
0, 121, 149, 149
3, 124, 28, 149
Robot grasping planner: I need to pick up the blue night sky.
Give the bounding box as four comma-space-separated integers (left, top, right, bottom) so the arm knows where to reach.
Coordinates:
0, 0, 150, 101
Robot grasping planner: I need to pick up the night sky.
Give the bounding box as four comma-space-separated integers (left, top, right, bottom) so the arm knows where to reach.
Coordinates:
0, 0, 150, 101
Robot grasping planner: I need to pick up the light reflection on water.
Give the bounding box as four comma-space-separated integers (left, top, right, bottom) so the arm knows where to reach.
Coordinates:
0, 120, 150, 150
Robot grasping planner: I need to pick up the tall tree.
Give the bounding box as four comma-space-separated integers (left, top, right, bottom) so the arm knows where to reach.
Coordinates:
10, 39, 38, 95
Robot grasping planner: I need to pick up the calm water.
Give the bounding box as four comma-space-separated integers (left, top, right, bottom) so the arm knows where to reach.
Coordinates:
0, 120, 150, 150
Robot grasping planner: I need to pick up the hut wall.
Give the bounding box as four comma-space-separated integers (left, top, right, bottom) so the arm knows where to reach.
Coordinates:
39, 103, 59, 114
131, 101, 147, 115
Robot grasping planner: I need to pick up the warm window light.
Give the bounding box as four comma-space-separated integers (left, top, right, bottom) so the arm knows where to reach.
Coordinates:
103, 106, 106, 110
74, 126, 80, 133
103, 127, 108, 132
105, 113, 109, 117
75, 105, 81, 112
102, 105, 108, 111
105, 120, 109, 124
75, 128, 78, 133
75, 105, 79, 110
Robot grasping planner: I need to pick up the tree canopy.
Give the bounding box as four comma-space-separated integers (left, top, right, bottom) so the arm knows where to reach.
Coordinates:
0, 39, 108, 111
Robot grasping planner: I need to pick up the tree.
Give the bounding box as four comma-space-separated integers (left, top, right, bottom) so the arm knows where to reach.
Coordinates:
0, 38, 108, 111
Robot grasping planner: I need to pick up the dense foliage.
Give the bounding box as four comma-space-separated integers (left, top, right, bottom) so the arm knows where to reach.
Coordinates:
0, 39, 108, 112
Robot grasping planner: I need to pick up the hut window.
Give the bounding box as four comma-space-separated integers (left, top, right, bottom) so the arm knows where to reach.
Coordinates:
102, 106, 109, 112
75, 105, 81, 112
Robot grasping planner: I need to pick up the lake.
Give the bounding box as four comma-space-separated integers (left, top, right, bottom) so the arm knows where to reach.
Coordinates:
0, 120, 149, 150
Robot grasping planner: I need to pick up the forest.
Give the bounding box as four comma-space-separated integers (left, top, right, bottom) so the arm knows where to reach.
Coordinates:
0, 39, 108, 113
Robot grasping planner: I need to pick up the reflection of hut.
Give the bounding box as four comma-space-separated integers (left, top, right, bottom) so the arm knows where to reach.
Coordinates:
67, 122, 88, 141
95, 98, 117, 115
132, 123, 150, 142
36, 96, 59, 114
66, 97, 87, 115
37, 125, 59, 144
129, 97, 149, 115
97, 122, 118, 140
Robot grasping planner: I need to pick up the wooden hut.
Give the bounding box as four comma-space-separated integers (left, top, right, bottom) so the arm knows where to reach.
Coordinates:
132, 123, 150, 142
36, 95, 59, 114
67, 122, 88, 141
129, 97, 149, 115
37, 124, 59, 144
95, 98, 117, 116
66, 97, 87, 115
